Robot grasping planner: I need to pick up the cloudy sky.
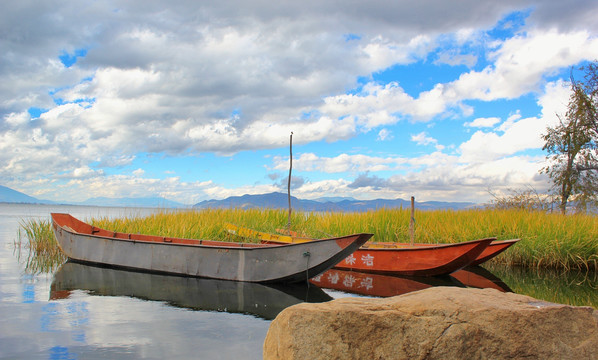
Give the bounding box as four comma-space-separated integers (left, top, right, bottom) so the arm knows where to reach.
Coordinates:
2, 0, 598, 205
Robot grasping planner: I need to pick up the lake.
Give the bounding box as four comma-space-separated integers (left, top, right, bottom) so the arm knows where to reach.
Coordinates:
1, 203, 596, 359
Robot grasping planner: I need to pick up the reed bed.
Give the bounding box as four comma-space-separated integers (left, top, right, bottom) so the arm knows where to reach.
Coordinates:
16, 218, 67, 273
19, 207, 598, 272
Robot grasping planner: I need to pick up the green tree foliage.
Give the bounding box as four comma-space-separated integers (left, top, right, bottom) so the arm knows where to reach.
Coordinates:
542, 61, 598, 214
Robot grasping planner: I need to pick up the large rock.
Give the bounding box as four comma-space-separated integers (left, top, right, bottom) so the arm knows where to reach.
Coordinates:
263, 287, 598, 360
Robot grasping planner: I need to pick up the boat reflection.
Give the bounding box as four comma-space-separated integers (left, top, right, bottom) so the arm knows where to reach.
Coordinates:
311, 266, 511, 297
50, 261, 333, 320
451, 265, 513, 292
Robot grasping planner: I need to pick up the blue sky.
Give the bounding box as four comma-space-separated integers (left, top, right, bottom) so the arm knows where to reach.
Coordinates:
1, 1, 597, 205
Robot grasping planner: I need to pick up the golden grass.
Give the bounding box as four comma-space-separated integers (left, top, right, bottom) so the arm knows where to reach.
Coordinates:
16, 218, 67, 273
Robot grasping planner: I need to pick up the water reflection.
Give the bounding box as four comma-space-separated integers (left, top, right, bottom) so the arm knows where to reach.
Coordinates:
483, 262, 597, 308
450, 265, 513, 292
311, 266, 512, 297
14, 238, 66, 275
50, 261, 332, 320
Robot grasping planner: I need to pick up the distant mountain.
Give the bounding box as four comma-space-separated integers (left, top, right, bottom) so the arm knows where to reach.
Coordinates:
0, 185, 475, 210
194, 192, 339, 211
193, 192, 476, 211
78, 197, 188, 208
0, 185, 188, 208
0, 185, 54, 204
314, 196, 357, 203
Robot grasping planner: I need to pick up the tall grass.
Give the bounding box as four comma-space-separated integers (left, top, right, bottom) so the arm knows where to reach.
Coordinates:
19, 207, 598, 272
90, 208, 294, 243
16, 218, 67, 273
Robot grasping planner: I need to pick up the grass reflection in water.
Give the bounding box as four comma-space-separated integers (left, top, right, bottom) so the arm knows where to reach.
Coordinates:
15, 218, 66, 274
484, 262, 597, 308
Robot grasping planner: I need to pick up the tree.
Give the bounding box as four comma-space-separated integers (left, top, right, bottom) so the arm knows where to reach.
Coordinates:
541, 61, 598, 214
487, 185, 556, 212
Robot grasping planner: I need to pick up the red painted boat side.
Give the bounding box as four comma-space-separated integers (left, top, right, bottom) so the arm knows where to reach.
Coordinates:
469, 239, 520, 266
332, 238, 494, 276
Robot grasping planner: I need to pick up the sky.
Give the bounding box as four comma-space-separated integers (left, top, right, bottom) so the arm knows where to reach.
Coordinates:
2, 0, 598, 205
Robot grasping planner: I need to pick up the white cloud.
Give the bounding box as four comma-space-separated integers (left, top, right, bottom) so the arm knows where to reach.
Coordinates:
377, 128, 393, 141
411, 132, 437, 146
460, 115, 550, 162
318, 29, 598, 130
496, 111, 522, 132
281, 152, 548, 203
271, 153, 407, 173
359, 34, 434, 70
537, 79, 570, 127
411, 132, 445, 151
451, 29, 598, 101
72, 166, 104, 179
465, 117, 501, 128
320, 82, 413, 127
53, 174, 217, 204
459, 80, 570, 163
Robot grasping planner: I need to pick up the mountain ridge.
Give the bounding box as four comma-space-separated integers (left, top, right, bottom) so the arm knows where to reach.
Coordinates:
1, 185, 477, 210
0, 185, 54, 204
193, 192, 476, 211
0, 185, 186, 208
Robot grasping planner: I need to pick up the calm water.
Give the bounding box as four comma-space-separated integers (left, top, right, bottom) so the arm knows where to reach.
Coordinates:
1, 203, 595, 359
1, 204, 278, 359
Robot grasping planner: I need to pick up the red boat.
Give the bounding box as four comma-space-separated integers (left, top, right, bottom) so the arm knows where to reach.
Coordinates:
226, 224, 494, 276
349, 237, 520, 272
333, 238, 493, 276
469, 238, 520, 266
277, 227, 520, 267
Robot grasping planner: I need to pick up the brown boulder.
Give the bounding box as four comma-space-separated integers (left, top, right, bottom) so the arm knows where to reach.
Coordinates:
263, 287, 598, 360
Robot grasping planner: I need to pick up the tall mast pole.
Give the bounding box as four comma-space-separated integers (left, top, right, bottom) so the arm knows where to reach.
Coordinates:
287, 132, 293, 231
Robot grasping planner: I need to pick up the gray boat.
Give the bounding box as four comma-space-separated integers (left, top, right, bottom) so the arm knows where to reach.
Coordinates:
51, 213, 372, 283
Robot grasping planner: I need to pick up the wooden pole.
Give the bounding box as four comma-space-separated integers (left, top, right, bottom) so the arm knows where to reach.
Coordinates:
287, 132, 293, 231
409, 196, 415, 246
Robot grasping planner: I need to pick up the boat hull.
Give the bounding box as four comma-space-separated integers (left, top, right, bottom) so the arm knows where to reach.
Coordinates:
470, 239, 520, 266
51, 213, 372, 283
333, 238, 494, 276
226, 224, 518, 269
226, 223, 494, 276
